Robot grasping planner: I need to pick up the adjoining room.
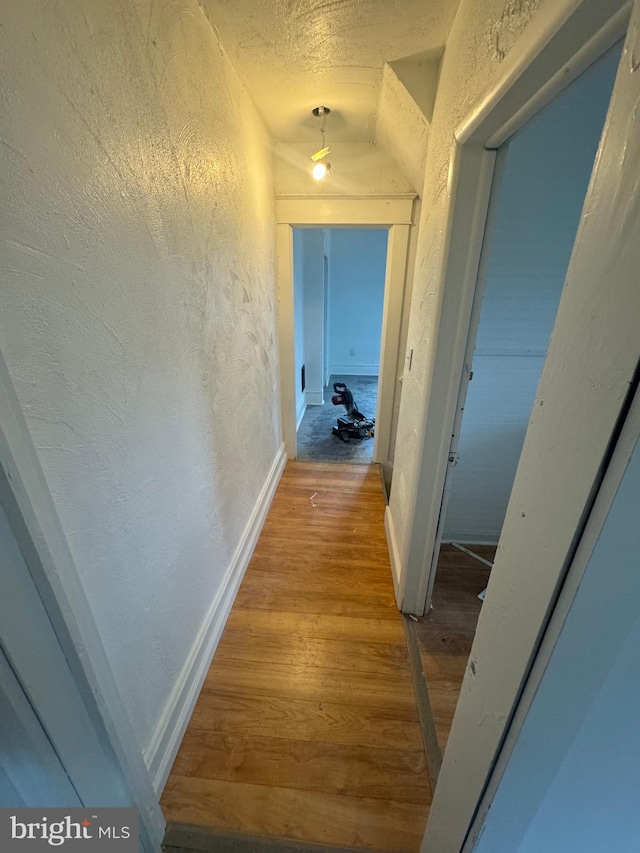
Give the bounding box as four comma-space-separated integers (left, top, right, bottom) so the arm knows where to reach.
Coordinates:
294, 228, 388, 464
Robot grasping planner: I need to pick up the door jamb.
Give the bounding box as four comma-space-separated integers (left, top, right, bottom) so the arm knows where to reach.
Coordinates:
275, 194, 416, 464
424, 145, 509, 609
404, 1, 633, 850
398, 0, 631, 613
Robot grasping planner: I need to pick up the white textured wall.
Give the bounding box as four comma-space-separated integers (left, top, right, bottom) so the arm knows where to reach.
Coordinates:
0, 0, 280, 755
389, 0, 543, 561
328, 230, 388, 376
443, 46, 619, 542
376, 63, 431, 193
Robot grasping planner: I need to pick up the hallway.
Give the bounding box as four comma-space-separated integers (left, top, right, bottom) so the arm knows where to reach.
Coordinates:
161, 462, 430, 851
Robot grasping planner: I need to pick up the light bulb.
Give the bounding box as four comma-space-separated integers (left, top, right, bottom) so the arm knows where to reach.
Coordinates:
312, 161, 328, 180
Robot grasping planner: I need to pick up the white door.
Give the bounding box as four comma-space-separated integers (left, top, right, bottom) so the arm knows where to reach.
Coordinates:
0, 352, 164, 851
0, 639, 80, 807
0, 495, 126, 809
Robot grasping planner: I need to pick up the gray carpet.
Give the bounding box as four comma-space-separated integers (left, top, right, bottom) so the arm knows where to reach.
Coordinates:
296, 375, 378, 463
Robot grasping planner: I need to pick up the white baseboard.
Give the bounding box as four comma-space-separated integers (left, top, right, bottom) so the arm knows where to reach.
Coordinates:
330, 364, 379, 377
384, 505, 401, 601
441, 538, 500, 546
296, 392, 307, 430
144, 442, 287, 794
305, 390, 324, 406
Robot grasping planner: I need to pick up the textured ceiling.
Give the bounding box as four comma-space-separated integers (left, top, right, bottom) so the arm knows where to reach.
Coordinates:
200, 0, 461, 142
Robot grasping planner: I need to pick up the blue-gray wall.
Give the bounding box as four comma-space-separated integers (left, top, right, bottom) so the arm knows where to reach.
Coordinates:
328, 229, 387, 376
443, 47, 619, 542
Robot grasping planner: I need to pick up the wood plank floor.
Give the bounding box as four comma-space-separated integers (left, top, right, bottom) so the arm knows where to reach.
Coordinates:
413, 545, 494, 754
161, 462, 430, 852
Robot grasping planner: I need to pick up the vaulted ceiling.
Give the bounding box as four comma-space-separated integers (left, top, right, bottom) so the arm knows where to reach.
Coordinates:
200, 0, 462, 143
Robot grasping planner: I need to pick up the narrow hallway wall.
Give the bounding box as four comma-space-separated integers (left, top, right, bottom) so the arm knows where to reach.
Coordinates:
389, 0, 545, 563
0, 0, 280, 770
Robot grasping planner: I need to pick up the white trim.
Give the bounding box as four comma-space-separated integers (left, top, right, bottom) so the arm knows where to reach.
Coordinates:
276, 195, 416, 226
384, 506, 401, 598
375, 223, 411, 470
305, 390, 324, 406
145, 443, 287, 794
450, 542, 495, 568
277, 224, 297, 459
329, 364, 379, 376
399, 144, 497, 614
296, 391, 307, 430
277, 193, 418, 200
458, 0, 631, 147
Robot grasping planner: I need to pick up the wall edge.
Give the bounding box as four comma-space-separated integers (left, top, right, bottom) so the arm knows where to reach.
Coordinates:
145, 442, 288, 794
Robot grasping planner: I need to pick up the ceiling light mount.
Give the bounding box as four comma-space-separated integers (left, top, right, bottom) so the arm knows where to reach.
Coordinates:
311, 106, 332, 180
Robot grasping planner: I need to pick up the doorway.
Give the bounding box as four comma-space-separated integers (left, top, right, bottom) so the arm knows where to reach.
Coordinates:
275, 194, 415, 473
294, 227, 388, 464
414, 41, 621, 758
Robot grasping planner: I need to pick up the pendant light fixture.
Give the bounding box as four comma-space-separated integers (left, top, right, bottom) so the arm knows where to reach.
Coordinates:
310, 106, 331, 180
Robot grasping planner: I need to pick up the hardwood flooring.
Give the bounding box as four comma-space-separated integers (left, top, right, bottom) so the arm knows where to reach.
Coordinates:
413, 545, 494, 754
161, 462, 430, 852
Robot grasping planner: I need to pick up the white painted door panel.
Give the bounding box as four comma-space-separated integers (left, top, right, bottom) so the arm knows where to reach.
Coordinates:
0, 644, 80, 807
0, 503, 82, 806
0, 500, 125, 808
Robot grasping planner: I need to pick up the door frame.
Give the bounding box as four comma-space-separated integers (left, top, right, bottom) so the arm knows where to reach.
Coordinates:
276, 194, 416, 464
424, 144, 510, 606
409, 0, 635, 850
398, 0, 631, 612
0, 351, 164, 851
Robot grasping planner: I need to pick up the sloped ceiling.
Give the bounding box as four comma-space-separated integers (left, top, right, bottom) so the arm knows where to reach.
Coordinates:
199, 0, 461, 143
